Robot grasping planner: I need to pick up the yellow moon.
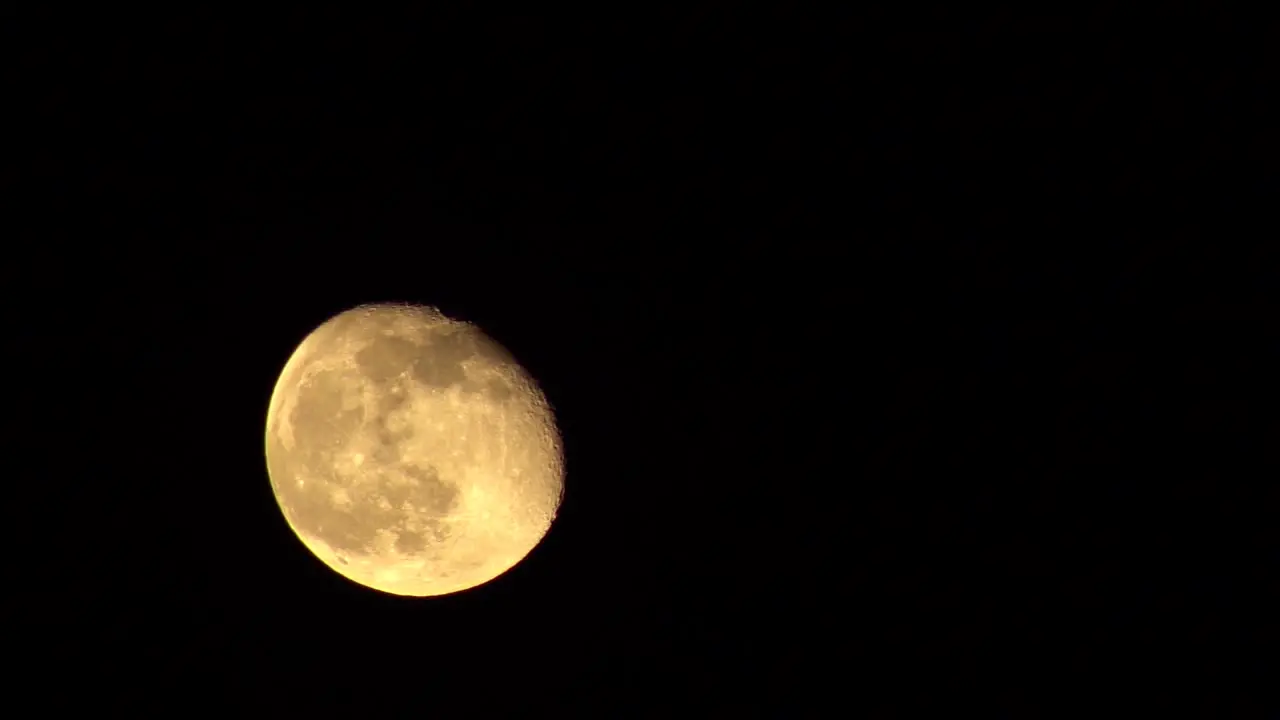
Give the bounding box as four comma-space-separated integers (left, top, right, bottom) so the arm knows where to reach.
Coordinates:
264, 303, 564, 597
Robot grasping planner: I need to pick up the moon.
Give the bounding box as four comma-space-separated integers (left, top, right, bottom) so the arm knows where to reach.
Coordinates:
264, 303, 564, 597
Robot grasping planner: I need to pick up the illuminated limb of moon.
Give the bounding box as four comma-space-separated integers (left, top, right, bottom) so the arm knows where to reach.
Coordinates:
264, 304, 564, 597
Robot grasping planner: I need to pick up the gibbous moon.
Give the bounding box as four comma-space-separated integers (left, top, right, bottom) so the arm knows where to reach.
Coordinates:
264, 303, 564, 597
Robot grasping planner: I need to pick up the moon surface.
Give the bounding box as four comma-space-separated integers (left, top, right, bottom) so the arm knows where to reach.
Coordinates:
264, 303, 564, 597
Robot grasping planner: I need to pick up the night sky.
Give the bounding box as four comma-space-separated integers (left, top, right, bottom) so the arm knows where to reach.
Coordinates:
7, 8, 1269, 713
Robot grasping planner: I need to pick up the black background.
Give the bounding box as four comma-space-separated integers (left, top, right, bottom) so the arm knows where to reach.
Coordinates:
5, 8, 1273, 714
